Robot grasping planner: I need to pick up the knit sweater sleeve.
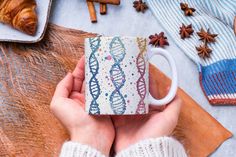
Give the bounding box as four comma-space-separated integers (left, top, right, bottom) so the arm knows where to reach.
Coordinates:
59, 137, 187, 157
116, 137, 187, 157
59, 141, 106, 157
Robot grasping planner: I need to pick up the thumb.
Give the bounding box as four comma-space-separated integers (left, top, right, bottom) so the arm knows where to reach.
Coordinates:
163, 96, 182, 125
53, 72, 74, 99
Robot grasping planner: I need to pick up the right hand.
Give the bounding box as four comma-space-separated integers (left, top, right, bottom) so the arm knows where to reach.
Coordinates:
112, 96, 182, 153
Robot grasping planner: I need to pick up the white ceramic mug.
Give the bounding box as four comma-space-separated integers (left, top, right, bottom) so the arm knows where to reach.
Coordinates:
85, 36, 178, 115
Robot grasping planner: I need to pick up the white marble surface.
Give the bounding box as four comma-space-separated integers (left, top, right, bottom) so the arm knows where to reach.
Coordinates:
49, 0, 235, 156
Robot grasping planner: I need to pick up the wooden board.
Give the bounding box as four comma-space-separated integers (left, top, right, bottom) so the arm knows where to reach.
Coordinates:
0, 24, 232, 157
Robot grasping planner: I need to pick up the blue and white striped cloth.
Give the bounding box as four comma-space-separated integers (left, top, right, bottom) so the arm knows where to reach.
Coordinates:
147, 0, 236, 105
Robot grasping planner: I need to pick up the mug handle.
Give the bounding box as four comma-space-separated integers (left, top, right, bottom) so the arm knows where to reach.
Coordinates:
148, 48, 178, 106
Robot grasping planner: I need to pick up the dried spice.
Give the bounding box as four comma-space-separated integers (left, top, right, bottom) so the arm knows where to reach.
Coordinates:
197, 28, 218, 43
149, 32, 169, 47
196, 44, 212, 59
180, 2, 196, 16
179, 24, 194, 39
184, 7, 195, 16
133, 0, 148, 13
180, 2, 188, 10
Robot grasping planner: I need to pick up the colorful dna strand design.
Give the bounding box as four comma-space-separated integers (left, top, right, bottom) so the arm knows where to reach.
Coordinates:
136, 38, 147, 114
88, 37, 101, 114
109, 37, 126, 114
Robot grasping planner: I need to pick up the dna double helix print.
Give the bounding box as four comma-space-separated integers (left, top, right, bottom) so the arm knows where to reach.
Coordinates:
136, 38, 147, 114
109, 37, 126, 114
88, 37, 101, 114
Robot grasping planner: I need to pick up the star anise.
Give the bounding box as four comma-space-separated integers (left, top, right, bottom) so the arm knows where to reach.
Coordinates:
180, 3, 188, 10
149, 32, 169, 48
196, 44, 212, 59
133, 0, 148, 13
180, 2, 196, 16
197, 28, 218, 43
179, 24, 194, 39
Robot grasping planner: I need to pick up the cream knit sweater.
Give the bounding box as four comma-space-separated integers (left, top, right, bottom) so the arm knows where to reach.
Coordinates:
59, 137, 187, 157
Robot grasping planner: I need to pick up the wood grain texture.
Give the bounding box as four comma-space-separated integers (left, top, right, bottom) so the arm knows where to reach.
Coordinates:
149, 65, 232, 157
0, 24, 232, 156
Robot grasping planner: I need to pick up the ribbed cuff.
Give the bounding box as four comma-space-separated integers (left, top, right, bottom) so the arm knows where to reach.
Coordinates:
116, 137, 187, 157
60, 141, 106, 157
199, 59, 236, 105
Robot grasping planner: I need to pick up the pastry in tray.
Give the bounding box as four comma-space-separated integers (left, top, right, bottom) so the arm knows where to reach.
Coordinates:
0, 0, 38, 35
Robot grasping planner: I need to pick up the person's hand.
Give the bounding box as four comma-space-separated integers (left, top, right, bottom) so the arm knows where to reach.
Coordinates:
50, 56, 115, 156
112, 88, 182, 153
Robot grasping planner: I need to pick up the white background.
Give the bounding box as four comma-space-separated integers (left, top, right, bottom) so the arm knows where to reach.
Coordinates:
50, 0, 236, 156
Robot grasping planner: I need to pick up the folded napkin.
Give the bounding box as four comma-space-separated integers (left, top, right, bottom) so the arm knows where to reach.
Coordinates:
148, 0, 236, 105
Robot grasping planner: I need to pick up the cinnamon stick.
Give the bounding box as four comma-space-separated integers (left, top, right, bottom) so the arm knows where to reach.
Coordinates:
86, 1, 97, 23
100, 3, 107, 15
88, 0, 120, 5
234, 16, 236, 35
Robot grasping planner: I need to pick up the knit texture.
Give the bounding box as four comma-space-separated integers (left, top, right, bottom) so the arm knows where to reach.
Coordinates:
60, 141, 106, 157
147, 0, 236, 105
116, 137, 187, 157
59, 137, 187, 157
